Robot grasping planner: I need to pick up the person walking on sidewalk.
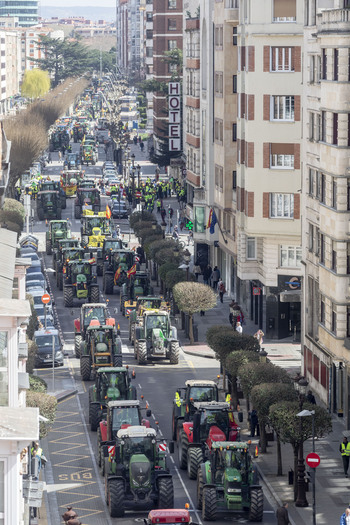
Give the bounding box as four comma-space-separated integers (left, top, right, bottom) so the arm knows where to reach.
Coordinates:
276, 502, 290, 525
218, 279, 226, 303
212, 266, 220, 290
340, 436, 350, 477
236, 321, 243, 334
340, 507, 350, 525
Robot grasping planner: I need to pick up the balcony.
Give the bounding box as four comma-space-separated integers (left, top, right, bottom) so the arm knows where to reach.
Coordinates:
225, 0, 239, 22
319, 8, 350, 33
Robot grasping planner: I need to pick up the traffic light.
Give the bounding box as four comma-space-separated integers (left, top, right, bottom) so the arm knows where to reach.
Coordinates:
186, 220, 193, 230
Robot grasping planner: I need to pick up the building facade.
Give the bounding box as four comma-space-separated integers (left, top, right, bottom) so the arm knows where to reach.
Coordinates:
144, 0, 154, 131
302, 0, 350, 423
116, 0, 129, 75
0, 0, 38, 27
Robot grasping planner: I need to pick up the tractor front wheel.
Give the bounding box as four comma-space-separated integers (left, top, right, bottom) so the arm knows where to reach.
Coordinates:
197, 467, 204, 510
202, 487, 217, 521
113, 353, 123, 367
80, 356, 91, 381
169, 341, 179, 364
187, 447, 203, 480
46, 239, 52, 255
248, 488, 264, 522
108, 479, 125, 517
63, 286, 74, 307
178, 430, 189, 470
137, 341, 147, 365
90, 285, 99, 303
74, 335, 82, 358
158, 477, 174, 509
89, 403, 99, 431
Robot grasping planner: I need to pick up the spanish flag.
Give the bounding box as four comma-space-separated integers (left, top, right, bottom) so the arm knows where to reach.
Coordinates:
127, 264, 137, 279
206, 208, 218, 234
106, 205, 112, 219
114, 266, 121, 284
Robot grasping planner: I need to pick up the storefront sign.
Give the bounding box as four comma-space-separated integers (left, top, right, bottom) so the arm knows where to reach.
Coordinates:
278, 275, 302, 292
169, 82, 181, 151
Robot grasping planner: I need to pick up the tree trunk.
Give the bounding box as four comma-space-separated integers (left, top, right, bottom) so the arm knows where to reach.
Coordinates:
276, 435, 283, 476
293, 445, 299, 501
260, 422, 267, 454
189, 313, 194, 344
230, 375, 239, 408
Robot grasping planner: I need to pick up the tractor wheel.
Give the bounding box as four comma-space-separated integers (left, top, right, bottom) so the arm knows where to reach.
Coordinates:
113, 353, 123, 367
202, 487, 217, 521
88, 385, 93, 403
74, 205, 81, 219
108, 479, 125, 517
131, 324, 135, 345
137, 341, 147, 365
197, 467, 204, 510
178, 430, 189, 470
38, 208, 44, 221
169, 341, 179, 365
57, 271, 63, 291
100, 447, 105, 476
248, 488, 264, 522
89, 403, 99, 432
74, 335, 82, 358
134, 340, 138, 359
96, 261, 103, 276
158, 477, 174, 509
90, 285, 99, 303
46, 239, 52, 256
64, 286, 74, 307
104, 273, 114, 295
187, 447, 203, 480
80, 356, 91, 381
120, 295, 127, 316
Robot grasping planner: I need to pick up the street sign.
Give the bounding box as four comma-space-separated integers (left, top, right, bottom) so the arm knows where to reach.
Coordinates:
306, 452, 320, 468
252, 287, 261, 296
135, 191, 141, 198
41, 293, 51, 304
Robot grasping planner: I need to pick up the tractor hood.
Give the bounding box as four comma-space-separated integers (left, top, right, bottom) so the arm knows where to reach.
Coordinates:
130, 454, 151, 488
225, 467, 242, 483
106, 386, 121, 400
208, 425, 227, 443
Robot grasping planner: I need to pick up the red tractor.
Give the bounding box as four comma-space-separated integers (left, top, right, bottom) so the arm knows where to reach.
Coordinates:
177, 401, 240, 480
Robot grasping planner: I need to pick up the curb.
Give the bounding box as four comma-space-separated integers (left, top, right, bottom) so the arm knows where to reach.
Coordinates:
54, 388, 78, 402
256, 464, 297, 525
181, 347, 216, 360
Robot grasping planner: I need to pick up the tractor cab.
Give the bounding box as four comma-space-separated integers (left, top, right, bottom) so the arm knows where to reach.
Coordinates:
131, 272, 151, 297
193, 401, 240, 444
110, 401, 144, 433
81, 304, 110, 330
96, 367, 130, 401
144, 311, 169, 338
117, 426, 157, 463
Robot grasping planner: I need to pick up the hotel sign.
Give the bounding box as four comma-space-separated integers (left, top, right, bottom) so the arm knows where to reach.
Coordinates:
168, 82, 181, 152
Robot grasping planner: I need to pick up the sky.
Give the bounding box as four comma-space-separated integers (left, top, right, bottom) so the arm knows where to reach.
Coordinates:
40, 0, 116, 9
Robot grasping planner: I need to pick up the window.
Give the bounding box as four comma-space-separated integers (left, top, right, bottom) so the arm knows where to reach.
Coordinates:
168, 39, 177, 50
321, 111, 326, 142
280, 245, 302, 267
271, 47, 294, 72
332, 178, 337, 209
316, 170, 321, 199
233, 75, 237, 93
194, 206, 205, 233
331, 241, 337, 272
309, 168, 314, 195
309, 223, 314, 251
322, 48, 327, 80
320, 295, 325, 325
270, 194, 294, 218
347, 244, 350, 274
168, 19, 177, 30
232, 123, 237, 142
272, 95, 294, 120
348, 181, 350, 210
333, 113, 338, 145
168, 0, 176, 8
215, 25, 223, 48
273, 0, 296, 21
0, 461, 4, 523
232, 26, 237, 45
215, 165, 223, 192
232, 171, 237, 190
320, 173, 326, 204
334, 48, 338, 80
247, 237, 256, 259
347, 307, 350, 337
309, 112, 315, 140
0, 332, 8, 406
310, 55, 315, 83
146, 12, 153, 21
146, 47, 153, 57
214, 119, 223, 143
320, 234, 325, 264
270, 143, 295, 169
214, 72, 223, 96
331, 304, 336, 334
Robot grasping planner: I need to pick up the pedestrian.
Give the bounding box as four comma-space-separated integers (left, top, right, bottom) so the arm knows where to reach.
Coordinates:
212, 266, 220, 290
276, 502, 290, 525
200, 309, 205, 317
140, 142, 144, 152
340, 507, 350, 525
218, 279, 226, 303
187, 230, 194, 246
172, 225, 179, 240
48, 152, 52, 163
306, 390, 316, 405
340, 436, 350, 477
203, 264, 212, 285
58, 150, 62, 160
249, 409, 259, 437
254, 329, 264, 347
236, 321, 243, 334
193, 263, 201, 282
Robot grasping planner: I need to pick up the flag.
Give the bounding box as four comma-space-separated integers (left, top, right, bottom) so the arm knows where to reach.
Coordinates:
105, 205, 111, 219
114, 266, 121, 284
127, 264, 137, 279
206, 208, 217, 234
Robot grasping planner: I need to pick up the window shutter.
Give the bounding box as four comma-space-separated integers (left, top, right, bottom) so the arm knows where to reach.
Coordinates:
263, 193, 270, 218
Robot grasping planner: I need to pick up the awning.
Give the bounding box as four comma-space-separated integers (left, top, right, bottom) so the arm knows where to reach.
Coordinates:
280, 290, 301, 303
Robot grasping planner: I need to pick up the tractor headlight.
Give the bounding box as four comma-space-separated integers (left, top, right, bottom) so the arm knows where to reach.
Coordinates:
227, 488, 241, 493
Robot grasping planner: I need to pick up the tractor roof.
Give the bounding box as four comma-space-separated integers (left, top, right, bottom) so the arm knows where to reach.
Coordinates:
185, 379, 217, 388
117, 425, 156, 439
134, 272, 149, 278
137, 296, 163, 301
193, 401, 230, 411
50, 220, 67, 225
144, 310, 169, 317
108, 400, 140, 408
96, 367, 128, 374
82, 303, 107, 309
38, 190, 59, 195
148, 510, 191, 524
211, 441, 250, 451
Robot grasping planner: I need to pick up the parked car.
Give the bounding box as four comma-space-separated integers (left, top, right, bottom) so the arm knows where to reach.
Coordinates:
34, 329, 63, 368
28, 290, 53, 316
26, 272, 46, 288
111, 200, 129, 219
26, 281, 47, 294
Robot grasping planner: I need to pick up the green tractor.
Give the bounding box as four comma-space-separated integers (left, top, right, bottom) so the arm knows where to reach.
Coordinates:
38, 180, 66, 209
103, 249, 137, 295
74, 303, 114, 358
52, 238, 80, 272
197, 441, 263, 522
120, 271, 153, 317
45, 220, 71, 255
98, 400, 152, 475
80, 322, 123, 381
80, 213, 111, 246
134, 309, 179, 365
129, 297, 170, 345
63, 259, 99, 307
37, 191, 62, 222
89, 368, 137, 431
56, 247, 85, 290
74, 187, 101, 219
104, 426, 174, 517
96, 237, 125, 276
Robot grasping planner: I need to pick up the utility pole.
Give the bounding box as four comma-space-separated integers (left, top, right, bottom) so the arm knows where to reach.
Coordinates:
100, 48, 102, 79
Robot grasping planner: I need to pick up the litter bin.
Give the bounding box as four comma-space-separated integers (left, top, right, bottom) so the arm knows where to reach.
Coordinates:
288, 469, 294, 485
193, 323, 198, 342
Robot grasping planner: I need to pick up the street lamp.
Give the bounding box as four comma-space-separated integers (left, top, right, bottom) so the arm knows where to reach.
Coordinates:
294, 376, 309, 508
131, 152, 135, 168
297, 409, 316, 525
131, 165, 136, 208
137, 164, 141, 187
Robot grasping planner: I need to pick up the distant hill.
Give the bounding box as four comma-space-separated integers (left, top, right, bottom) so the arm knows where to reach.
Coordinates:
41, 5, 116, 21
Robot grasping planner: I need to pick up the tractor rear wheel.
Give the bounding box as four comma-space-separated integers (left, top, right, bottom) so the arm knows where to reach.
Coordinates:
187, 447, 203, 480
137, 341, 147, 365
100, 447, 105, 476
104, 273, 114, 295
57, 271, 63, 291
96, 261, 103, 276
120, 295, 127, 316
113, 353, 123, 367
80, 356, 91, 381
178, 430, 189, 470
74, 335, 82, 358
89, 403, 99, 431
202, 487, 217, 521
90, 285, 99, 303
46, 239, 52, 255
74, 205, 81, 219
169, 341, 179, 364
197, 468, 204, 510
64, 286, 74, 307
97, 428, 102, 467
248, 488, 264, 522
158, 477, 174, 509
108, 479, 125, 517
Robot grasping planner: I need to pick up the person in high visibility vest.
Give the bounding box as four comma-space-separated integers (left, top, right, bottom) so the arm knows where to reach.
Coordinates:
340, 436, 350, 477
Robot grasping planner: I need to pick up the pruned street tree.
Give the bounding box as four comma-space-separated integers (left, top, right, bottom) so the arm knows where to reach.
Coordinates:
225, 350, 260, 408
173, 282, 217, 343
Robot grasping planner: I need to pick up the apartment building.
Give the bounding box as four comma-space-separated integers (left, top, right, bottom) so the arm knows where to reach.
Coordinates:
116, 0, 128, 75
144, 0, 154, 130
302, 0, 350, 421
152, 0, 183, 152
235, 0, 303, 340
0, 0, 38, 27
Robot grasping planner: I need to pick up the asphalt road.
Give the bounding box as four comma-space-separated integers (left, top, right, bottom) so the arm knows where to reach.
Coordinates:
34, 145, 277, 525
